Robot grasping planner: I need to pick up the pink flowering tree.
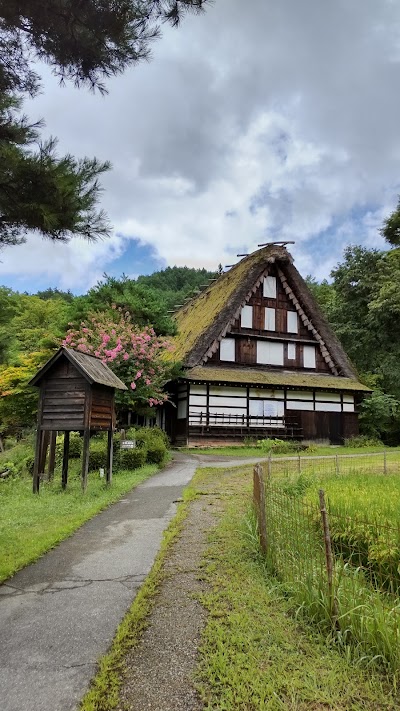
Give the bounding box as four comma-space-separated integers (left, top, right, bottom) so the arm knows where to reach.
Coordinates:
62, 309, 177, 410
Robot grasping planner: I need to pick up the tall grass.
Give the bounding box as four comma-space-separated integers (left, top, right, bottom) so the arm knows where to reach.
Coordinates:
262, 471, 400, 677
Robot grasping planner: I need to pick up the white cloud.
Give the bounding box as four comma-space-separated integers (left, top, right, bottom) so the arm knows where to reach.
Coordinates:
1, 0, 400, 287
0, 233, 127, 291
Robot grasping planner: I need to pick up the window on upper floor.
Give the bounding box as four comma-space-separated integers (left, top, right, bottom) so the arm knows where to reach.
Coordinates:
287, 310, 298, 333
265, 307, 275, 331
220, 337, 235, 362
303, 345, 316, 368
240, 304, 253, 328
263, 275, 277, 298
256, 340, 284, 366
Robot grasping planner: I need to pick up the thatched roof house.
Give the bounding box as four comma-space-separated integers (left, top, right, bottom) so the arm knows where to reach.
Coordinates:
160, 244, 369, 446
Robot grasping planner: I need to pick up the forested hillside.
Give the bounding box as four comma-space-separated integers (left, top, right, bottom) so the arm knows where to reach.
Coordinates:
2, 249, 400, 443
307, 245, 400, 442
0, 266, 216, 436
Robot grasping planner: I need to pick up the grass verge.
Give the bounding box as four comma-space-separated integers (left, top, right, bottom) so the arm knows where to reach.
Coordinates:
180, 445, 400, 457
195, 466, 400, 709
0, 461, 165, 582
79, 484, 198, 711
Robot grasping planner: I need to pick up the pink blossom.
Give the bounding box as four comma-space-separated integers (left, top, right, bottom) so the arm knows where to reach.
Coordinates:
145, 378, 151, 385
123, 353, 129, 361
130, 382, 137, 390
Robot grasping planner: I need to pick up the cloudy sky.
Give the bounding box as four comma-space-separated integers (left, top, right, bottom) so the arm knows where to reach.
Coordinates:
1, 0, 400, 293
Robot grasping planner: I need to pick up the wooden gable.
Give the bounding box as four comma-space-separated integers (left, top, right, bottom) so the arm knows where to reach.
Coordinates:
208, 262, 332, 374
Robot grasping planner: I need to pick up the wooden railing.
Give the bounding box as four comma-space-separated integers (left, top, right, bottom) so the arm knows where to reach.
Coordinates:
188, 411, 301, 437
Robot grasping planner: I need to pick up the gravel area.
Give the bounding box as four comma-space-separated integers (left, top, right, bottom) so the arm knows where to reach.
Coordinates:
118, 495, 218, 711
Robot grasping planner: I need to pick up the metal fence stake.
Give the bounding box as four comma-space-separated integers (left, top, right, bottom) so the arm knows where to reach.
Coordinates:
298, 454, 301, 474
267, 455, 272, 482
319, 489, 339, 629
384, 448, 387, 475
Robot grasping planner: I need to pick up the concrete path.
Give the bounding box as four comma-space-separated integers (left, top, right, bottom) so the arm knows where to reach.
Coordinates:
0, 455, 202, 711
0, 453, 260, 711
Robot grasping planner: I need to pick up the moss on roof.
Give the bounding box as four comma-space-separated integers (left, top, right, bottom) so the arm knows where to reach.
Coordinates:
164, 245, 288, 364
183, 366, 371, 392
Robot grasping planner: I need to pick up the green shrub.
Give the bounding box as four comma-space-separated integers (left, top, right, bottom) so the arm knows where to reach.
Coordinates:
4, 437, 18, 450
257, 438, 309, 454
0, 461, 18, 479
243, 436, 258, 447
25, 455, 35, 476
88, 440, 108, 471
56, 432, 83, 461
133, 426, 169, 448
121, 427, 169, 464
344, 435, 383, 448
146, 441, 167, 464
119, 447, 147, 470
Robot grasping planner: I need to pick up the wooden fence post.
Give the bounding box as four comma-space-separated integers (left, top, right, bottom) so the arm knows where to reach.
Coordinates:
384, 448, 387, 475
335, 454, 339, 476
298, 454, 301, 474
253, 464, 268, 554
319, 489, 339, 628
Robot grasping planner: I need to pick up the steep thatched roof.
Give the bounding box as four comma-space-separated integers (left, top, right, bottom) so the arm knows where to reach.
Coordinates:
29, 347, 128, 390
165, 245, 291, 366
184, 366, 370, 392
166, 245, 359, 380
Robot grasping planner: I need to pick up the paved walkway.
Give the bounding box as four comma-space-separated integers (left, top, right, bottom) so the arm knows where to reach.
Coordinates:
0, 453, 260, 711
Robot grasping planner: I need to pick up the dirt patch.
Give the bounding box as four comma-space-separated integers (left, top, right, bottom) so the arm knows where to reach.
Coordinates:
117, 495, 218, 711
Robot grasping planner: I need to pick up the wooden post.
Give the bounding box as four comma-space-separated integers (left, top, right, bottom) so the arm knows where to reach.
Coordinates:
253, 464, 268, 554
39, 430, 50, 478
32, 428, 43, 494
298, 454, 301, 474
384, 448, 387, 475
0, 434, 4, 453
335, 454, 339, 476
81, 428, 90, 492
106, 429, 113, 485
62, 431, 70, 490
48, 431, 57, 481
319, 489, 339, 627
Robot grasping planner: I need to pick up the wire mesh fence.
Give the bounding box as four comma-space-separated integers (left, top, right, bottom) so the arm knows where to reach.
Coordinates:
253, 463, 400, 675
262, 449, 400, 481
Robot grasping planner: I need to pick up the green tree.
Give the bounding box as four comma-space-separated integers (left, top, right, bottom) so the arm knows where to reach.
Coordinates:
0, 2, 208, 94
0, 286, 19, 363
381, 197, 400, 246
69, 267, 217, 334
305, 276, 336, 319
0, 100, 110, 247
328, 246, 384, 374
0, 1, 208, 247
